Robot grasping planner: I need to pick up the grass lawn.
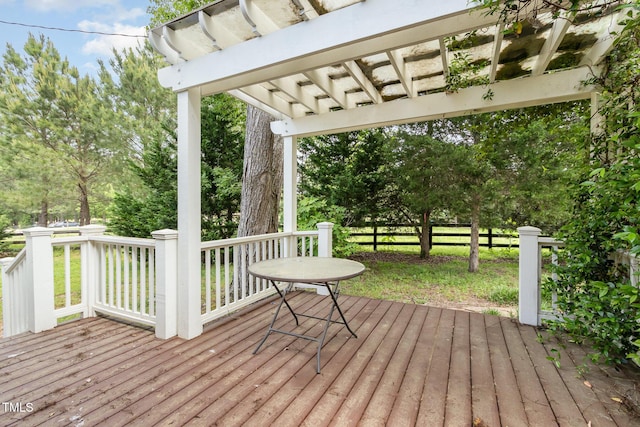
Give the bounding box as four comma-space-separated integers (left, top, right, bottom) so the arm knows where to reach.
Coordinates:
344, 245, 520, 317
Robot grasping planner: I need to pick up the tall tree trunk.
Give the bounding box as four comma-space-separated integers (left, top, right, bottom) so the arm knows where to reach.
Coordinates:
419, 210, 431, 259
237, 105, 283, 237
38, 199, 48, 227
468, 195, 481, 272
78, 181, 91, 226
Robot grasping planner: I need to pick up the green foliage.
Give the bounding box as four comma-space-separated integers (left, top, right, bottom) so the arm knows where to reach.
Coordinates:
296, 196, 358, 258
543, 2, 640, 365
0, 34, 125, 225
487, 285, 519, 305
109, 139, 177, 237
299, 129, 392, 224
147, 0, 210, 26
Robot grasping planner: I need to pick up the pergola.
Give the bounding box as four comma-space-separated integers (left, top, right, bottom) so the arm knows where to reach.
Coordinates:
149, 0, 624, 338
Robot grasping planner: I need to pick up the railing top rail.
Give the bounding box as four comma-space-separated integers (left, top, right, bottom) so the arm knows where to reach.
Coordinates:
201, 231, 295, 250
292, 230, 319, 236
89, 235, 156, 248
538, 237, 565, 246
52, 236, 89, 246
2, 247, 26, 275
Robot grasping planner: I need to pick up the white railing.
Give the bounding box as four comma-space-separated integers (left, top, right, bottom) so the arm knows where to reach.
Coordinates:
518, 226, 565, 326
519, 226, 640, 326
91, 235, 159, 327
1, 248, 27, 337
1, 223, 333, 339
199, 227, 328, 325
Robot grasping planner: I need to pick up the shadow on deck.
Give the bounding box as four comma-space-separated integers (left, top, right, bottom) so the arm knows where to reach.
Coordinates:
1, 292, 639, 426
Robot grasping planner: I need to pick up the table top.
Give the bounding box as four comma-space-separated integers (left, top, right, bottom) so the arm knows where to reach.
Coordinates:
248, 257, 365, 283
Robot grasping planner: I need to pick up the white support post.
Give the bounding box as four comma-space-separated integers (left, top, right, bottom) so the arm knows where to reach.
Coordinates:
80, 225, 107, 317
518, 226, 542, 326
152, 229, 178, 339
317, 222, 334, 258
177, 87, 203, 339
23, 227, 56, 333
283, 135, 298, 257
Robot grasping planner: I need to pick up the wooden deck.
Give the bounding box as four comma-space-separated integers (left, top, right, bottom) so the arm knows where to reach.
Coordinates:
1, 292, 639, 426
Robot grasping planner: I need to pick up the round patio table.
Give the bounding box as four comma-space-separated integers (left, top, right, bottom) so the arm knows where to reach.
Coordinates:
248, 256, 365, 373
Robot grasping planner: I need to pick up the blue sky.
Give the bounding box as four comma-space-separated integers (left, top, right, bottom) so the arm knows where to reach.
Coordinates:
0, 0, 150, 75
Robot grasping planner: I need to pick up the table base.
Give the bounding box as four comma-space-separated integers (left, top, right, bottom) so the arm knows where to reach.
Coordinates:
252, 280, 357, 373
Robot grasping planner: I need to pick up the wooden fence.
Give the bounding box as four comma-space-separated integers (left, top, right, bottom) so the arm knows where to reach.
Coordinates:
349, 223, 519, 251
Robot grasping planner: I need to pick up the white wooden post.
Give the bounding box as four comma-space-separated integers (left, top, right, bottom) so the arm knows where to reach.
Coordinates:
317, 222, 334, 258
152, 229, 178, 339
23, 227, 56, 333
518, 226, 541, 326
80, 225, 107, 317
177, 87, 203, 339
283, 135, 298, 257
1, 256, 17, 336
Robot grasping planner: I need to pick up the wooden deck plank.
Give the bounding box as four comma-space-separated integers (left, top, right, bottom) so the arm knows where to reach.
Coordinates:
385, 306, 442, 427
517, 325, 591, 427
356, 305, 430, 427
548, 332, 636, 427
209, 296, 378, 427
327, 303, 419, 426
1, 322, 143, 396
444, 310, 472, 426
145, 295, 364, 426
250, 299, 395, 427
1, 293, 638, 427
468, 312, 501, 427
500, 317, 559, 426
485, 314, 529, 426
415, 307, 455, 426
88, 292, 324, 426
185, 296, 372, 427
299, 301, 407, 427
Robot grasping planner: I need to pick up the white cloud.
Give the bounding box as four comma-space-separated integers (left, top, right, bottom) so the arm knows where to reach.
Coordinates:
79, 21, 146, 56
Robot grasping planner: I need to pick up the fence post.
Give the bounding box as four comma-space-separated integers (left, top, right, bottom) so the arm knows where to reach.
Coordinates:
22, 227, 56, 333
80, 225, 107, 317
488, 228, 493, 249
317, 222, 334, 258
152, 229, 178, 339
518, 226, 541, 326
373, 224, 378, 252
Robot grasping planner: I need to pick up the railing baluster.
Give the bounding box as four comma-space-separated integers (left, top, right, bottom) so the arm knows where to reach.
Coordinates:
64, 244, 71, 308
215, 248, 221, 310
140, 247, 147, 315
205, 249, 212, 314
116, 245, 122, 308
124, 246, 130, 311
149, 248, 155, 316
132, 246, 138, 314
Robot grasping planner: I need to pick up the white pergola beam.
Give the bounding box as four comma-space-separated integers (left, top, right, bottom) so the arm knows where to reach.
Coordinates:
532, 16, 573, 76
342, 60, 383, 104
580, 11, 628, 67
387, 49, 415, 98
157, 0, 496, 94
489, 23, 505, 83
271, 67, 596, 137
303, 69, 350, 110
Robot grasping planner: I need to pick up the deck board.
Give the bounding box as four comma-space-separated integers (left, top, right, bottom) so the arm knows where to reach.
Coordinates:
1, 292, 639, 427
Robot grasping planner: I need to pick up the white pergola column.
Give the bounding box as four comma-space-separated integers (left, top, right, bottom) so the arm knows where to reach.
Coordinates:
283, 135, 297, 256
177, 88, 203, 339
